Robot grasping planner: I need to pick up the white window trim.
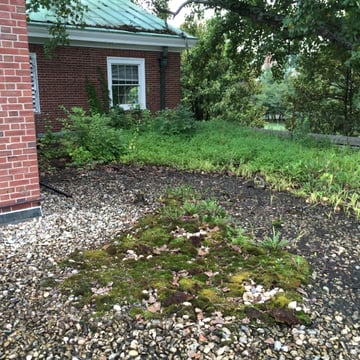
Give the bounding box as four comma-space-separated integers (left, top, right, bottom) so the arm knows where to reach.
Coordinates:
29, 52, 40, 114
107, 57, 146, 110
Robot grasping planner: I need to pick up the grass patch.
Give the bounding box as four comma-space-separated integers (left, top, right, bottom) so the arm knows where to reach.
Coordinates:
59, 187, 311, 326
121, 120, 360, 218
264, 122, 287, 131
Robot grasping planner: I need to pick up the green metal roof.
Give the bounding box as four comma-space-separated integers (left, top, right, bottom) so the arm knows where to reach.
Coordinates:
28, 0, 194, 39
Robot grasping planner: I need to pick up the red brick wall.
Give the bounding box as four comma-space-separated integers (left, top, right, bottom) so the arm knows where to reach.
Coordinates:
29, 44, 181, 133
0, 0, 41, 216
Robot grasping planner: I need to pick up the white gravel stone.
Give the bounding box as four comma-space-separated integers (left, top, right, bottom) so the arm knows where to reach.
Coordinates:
274, 341, 282, 351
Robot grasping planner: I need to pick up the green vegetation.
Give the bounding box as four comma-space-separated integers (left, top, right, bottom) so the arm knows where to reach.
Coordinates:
152, 105, 198, 136
60, 187, 311, 325
39, 108, 360, 218
38, 107, 126, 166
38, 104, 197, 167
264, 123, 287, 131
179, 3, 360, 136
121, 120, 360, 218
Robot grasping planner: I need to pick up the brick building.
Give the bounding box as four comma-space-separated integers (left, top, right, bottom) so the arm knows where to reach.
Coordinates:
26, 0, 197, 134
0, 0, 42, 225
0, 0, 195, 225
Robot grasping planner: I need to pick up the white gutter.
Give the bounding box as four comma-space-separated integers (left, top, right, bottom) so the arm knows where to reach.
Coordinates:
27, 24, 197, 53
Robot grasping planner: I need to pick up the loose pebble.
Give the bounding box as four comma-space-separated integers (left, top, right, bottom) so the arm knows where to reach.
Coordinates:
0, 166, 358, 359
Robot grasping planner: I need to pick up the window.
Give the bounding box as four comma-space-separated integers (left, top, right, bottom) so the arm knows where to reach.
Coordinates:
29, 53, 40, 114
107, 57, 146, 110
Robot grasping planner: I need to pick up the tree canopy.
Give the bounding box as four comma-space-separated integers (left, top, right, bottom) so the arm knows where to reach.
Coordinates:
172, 0, 360, 70
27, 0, 360, 69
27, 0, 360, 134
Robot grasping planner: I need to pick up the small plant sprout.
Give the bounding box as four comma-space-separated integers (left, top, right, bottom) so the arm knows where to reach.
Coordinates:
231, 228, 252, 246
292, 255, 307, 270
271, 218, 284, 229
262, 227, 289, 251
293, 230, 307, 247
269, 193, 275, 206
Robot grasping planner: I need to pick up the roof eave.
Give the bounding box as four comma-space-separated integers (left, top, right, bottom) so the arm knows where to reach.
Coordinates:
27, 23, 197, 52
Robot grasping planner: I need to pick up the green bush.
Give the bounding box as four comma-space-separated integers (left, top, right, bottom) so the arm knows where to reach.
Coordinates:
108, 106, 142, 130
38, 126, 66, 160
109, 106, 153, 133
60, 107, 126, 165
153, 105, 198, 136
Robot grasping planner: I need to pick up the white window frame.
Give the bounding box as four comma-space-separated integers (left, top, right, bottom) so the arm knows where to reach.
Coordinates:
29, 52, 40, 114
107, 57, 146, 110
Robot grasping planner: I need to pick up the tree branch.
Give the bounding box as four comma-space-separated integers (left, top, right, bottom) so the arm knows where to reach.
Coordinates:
159, 0, 211, 19
161, 0, 358, 51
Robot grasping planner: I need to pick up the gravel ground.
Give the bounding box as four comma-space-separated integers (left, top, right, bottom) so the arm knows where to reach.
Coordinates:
0, 165, 359, 360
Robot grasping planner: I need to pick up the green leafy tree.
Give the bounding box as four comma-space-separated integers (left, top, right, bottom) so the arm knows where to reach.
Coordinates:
169, 1, 360, 67
176, 0, 360, 134
257, 68, 289, 122
181, 16, 264, 126
285, 49, 360, 135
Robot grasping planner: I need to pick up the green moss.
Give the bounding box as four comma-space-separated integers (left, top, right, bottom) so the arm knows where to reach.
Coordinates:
198, 288, 221, 303
271, 219, 284, 228
139, 227, 169, 246
229, 271, 251, 284
61, 273, 93, 297
270, 294, 291, 308
55, 188, 311, 326
242, 244, 267, 256
178, 278, 203, 292
226, 272, 250, 297
136, 214, 159, 228
112, 233, 137, 250
295, 310, 312, 325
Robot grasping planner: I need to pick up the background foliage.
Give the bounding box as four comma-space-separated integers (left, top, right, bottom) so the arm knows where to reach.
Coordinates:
178, 0, 360, 135
28, 0, 360, 134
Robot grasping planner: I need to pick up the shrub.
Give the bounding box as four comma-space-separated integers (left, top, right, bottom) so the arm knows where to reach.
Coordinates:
109, 106, 153, 132
60, 107, 126, 165
154, 105, 198, 136
37, 125, 68, 171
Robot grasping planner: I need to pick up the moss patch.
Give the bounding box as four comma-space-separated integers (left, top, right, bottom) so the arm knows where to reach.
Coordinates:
58, 187, 311, 326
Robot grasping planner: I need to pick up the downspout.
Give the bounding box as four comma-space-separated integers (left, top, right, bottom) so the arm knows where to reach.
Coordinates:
159, 46, 168, 110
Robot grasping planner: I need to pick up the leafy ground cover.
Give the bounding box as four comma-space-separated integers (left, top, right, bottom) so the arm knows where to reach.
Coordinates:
121, 120, 360, 218
60, 187, 310, 326
39, 109, 359, 218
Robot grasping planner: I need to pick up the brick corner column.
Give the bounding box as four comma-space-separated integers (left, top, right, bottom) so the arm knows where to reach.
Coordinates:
0, 0, 42, 225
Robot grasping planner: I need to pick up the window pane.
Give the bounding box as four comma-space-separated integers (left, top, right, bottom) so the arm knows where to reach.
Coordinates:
112, 85, 139, 106
112, 64, 138, 82
111, 64, 139, 106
